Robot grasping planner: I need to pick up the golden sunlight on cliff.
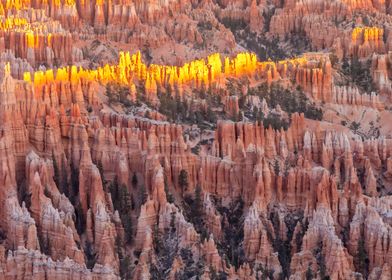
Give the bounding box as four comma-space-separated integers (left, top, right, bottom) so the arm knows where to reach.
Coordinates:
1, 0, 31, 12
22, 50, 316, 99
351, 26, 384, 43
24, 51, 261, 89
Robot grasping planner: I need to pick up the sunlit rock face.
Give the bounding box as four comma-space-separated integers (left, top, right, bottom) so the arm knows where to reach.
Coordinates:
0, 0, 391, 279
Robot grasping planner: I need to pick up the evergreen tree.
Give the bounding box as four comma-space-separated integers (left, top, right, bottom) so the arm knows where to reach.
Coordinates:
150, 211, 179, 279
314, 241, 330, 280
96, 161, 106, 190
342, 57, 350, 73
216, 198, 245, 269
119, 184, 133, 244
164, 181, 175, 204
110, 178, 133, 244
132, 172, 138, 188
109, 176, 119, 207
53, 157, 61, 193
38, 234, 50, 255
192, 185, 203, 230
60, 157, 68, 197
350, 57, 362, 83
119, 184, 131, 212
75, 202, 85, 235
153, 224, 163, 254
70, 161, 79, 204
357, 238, 369, 278
273, 160, 280, 176
119, 254, 131, 280
305, 265, 314, 280
175, 248, 205, 279
139, 184, 148, 205
52, 156, 68, 198
178, 169, 189, 193
85, 242, 97, 269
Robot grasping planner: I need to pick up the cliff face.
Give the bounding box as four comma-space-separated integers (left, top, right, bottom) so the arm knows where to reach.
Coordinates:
268, 0, 390, 60
0, 45, 391, 279
0, 0, 240, 66
0, 0, 391, 279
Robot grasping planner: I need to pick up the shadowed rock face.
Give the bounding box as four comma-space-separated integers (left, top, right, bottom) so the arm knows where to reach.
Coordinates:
0, 1, 391, 279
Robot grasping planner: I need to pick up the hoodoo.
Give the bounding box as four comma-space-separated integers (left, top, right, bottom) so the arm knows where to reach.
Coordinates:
0, 0, 391, 279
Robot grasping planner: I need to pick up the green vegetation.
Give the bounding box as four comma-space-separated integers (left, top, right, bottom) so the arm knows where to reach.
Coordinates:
178, 169, 189, 193
106, 82, 133, 107
174, 248, 205, 279
241, 83, 323, 130
214, 197, 245, 269
261, 113, 289, 130
52, 157, 69, 199
295, 218, 309, 252
69, 161, 85, 236
85, 242, 97, 269
38, 233, 50, 255
52, 157, 61, 192
357, 238, 369, 278
70, 161, 79, 202
223, 7, 311, 62
223, 18, 290, 61
220, 18, 247, 32
158, 93, 187, 121
248, 83, 323, 121
96, 161, 106, 190
158, 91, 218, 128
139, 184, 148, 205
349, 121, 361, 132
183, 185, 207, 240
210, 267, 229, 280
150, 213, 183, 279
132, 173, 138, 188
342, 57, 375, 92
191, 143, 201, 155
109, 177, 133, 244
255, 264, 275, 280
115, 235, 133, 279
269, 211, 290, 278
314, 240, 330, 280
273, 160, 280, 176
306, 265, 314, 280
163, 174, 175, 204
268, 211, 307, 279
197, 21, 213, 31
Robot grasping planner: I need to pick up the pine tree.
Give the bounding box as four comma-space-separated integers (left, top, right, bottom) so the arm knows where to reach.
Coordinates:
85, 242, 97, 269
315, 241, 330, 280
164, 181, 175, 203
122, 218, 132, 244
132, 172, 138, 188
75, 203, 85, 235
357, 238, 369, 278
305, 265, 314, 280
52, 157, 61, 193
111, 180, 133, 244
192, 185, 203, 230
109, 176, 119, 208
119, 184, 132, 213
60, 157, 68, 197
153, 224, 162, 254
273, 160, 280, 176
178, 169, 189, 193
70, 161, 79, 204
96, 161, 106, 190
139, 184, 148, 205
